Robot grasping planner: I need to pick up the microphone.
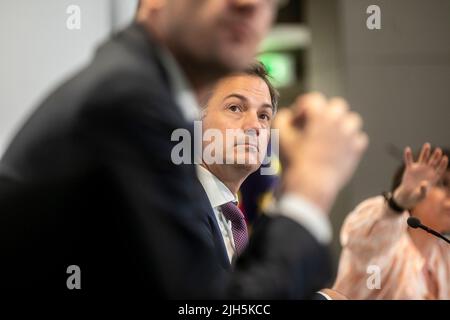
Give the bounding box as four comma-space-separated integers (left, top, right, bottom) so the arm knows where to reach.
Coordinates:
407, 217, 450, 245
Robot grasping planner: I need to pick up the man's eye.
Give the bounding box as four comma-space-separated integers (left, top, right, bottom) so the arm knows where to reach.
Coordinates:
259, 113, 271, 121
228, 105, 241, 112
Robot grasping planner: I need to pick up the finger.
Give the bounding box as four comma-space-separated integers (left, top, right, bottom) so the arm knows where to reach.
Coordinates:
293, 92, 327, 116
428, 148, 442, 167
291, 105, 308, 129
272, 108, 299, 155
436, 156, 448, 177
328, 97, 350, 118
272, 108, 293, 131
404, 147, 413, 167
418, 142, 431, 163
342, 112, 363, 135
293, 92, 327, 110
354, 132, 369, 153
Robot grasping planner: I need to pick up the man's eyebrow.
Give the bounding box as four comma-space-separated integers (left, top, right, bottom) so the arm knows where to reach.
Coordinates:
222, 93, 248, 103
260, 104, 274, 113
222, 93, 273, 112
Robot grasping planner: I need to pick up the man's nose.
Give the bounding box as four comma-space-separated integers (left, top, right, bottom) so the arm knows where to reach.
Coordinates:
242, 112, 262, 136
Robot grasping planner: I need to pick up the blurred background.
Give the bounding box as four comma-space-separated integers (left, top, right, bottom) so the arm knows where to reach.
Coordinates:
1, 0, 449, 274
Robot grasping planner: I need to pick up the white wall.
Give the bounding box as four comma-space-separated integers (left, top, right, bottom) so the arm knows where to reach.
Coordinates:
111, 0, 139, 31
0, 0, 137, 155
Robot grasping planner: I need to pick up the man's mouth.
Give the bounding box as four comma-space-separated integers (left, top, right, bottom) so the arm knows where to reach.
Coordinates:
235, 142, 259, 152
222, 19, 256, 42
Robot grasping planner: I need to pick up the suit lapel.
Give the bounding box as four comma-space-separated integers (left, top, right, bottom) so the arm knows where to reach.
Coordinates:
196, 183, 231, 270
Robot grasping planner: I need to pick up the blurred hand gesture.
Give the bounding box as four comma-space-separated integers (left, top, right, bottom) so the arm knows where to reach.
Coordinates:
394, 143, 448, 209
273, 92, 368, 213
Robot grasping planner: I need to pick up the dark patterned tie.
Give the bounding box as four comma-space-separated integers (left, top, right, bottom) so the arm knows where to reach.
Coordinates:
220, 201, 249, 256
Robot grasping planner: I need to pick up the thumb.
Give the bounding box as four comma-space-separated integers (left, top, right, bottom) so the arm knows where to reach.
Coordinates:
272, 108, 292, 131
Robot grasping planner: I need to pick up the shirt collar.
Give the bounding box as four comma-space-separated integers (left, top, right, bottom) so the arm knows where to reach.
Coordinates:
196, 165, 238, 208
156, 46, 201, 122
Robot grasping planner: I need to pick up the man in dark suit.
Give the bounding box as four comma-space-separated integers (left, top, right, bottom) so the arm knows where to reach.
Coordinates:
0, 0, 367, 298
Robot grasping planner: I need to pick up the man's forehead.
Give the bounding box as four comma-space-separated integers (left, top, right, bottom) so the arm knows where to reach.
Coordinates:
215, 75, 271, 103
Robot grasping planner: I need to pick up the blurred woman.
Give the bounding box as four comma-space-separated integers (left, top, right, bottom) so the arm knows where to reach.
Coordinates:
334, 143, 450, 299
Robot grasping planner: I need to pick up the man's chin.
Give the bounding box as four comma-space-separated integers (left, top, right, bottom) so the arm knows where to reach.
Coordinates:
217, 45, 256, 72
231, 163, 260, 175
231, 150, 261, 164
227, 156, 261, 173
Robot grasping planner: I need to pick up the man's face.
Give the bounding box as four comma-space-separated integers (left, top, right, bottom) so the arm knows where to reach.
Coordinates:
161, 0, 278, 72
415, 170, 450, 233
201, 74, 273, 174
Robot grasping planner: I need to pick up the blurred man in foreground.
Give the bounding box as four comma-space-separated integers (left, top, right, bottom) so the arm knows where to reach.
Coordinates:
0, 0, 367, 298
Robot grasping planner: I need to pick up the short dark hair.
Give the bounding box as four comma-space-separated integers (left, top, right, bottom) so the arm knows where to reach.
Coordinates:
202, 61, 279, 113
391, 147, 450, 192
241, 61, 279, 113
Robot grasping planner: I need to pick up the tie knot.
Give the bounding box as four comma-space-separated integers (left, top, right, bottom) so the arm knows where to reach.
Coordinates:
220, 201, 245, 223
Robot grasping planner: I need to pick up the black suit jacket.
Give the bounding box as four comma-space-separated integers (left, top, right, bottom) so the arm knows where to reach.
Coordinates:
0, 23, 331, 298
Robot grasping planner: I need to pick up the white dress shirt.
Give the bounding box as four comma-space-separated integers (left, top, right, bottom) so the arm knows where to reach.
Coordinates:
196, 165, 237, 263
157, 46, 332, 247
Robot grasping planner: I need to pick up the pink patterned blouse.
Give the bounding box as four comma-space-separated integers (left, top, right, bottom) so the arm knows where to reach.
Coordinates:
333, 196, 450, 299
